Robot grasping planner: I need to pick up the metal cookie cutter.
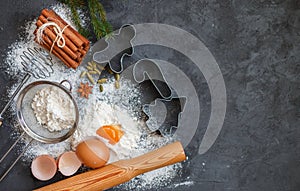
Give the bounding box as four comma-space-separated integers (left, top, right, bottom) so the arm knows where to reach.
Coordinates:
142, 97, 186, 136
133, 59, 186, 135
133, 59, 172, 99
93, 24, 136, 73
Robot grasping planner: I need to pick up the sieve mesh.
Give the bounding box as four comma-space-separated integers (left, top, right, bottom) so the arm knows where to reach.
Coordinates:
16, 81, 78, 143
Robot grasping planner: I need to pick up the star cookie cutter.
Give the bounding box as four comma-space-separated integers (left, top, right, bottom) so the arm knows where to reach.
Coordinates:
93, 24, 136, 73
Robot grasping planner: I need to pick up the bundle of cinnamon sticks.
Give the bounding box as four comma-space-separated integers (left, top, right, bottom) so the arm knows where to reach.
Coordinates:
34, 9, 90, 69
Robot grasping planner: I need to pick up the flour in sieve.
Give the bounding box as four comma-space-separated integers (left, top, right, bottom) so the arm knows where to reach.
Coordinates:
31, 86, 76, 132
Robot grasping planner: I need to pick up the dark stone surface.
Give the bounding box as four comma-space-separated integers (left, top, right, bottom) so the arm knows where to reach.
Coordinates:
0, 0, 299, 190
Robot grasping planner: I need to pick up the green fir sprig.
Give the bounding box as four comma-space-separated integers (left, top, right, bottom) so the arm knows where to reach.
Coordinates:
87, 0, 113, 39
57, 0, 113, 40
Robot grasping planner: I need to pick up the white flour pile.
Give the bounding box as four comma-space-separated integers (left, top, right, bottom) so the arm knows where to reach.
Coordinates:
71, 99, 142, 163
2, 3, 190, 190
31, 86, 75, 132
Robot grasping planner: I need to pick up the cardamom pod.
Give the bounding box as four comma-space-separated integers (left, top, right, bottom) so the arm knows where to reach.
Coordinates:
99, 84, 104, 92
89, 71, 98, 75
91, 61, 97, 67
80, 71, 87, 78
94, 68, 102, 75
86, 72, 95, 84
114, 73, 120, 81
87, 66, 93, 71
115, 81, 120, 89
97, 78, 108, 84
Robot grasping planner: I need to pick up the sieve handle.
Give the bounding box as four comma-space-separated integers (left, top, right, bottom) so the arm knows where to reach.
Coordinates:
59, 80, 72, 92
0, 132, 33, 182
0, 73, 31, 126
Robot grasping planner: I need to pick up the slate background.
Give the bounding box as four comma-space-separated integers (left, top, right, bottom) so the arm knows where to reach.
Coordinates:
0, 0, 299, 190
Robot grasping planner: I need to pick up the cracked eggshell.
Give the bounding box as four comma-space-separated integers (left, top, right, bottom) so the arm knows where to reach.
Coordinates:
57, 151, 82, 176
31, 155, 57, 181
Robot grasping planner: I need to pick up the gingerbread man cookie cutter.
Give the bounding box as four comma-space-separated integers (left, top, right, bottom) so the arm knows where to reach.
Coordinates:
93, 24, 136, 73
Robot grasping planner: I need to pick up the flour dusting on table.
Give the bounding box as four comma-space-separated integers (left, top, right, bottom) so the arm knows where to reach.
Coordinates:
2, 3, 186, 190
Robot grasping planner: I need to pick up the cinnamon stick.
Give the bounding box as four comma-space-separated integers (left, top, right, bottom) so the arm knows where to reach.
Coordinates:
40, 43, 72, 68
34, 9, 90, 69
42, 9, 90, 47
43, 35, 79, 69
36, 19, 78, 60
41, 9, 85, 48
35, 29, 79, 69
38, 15, 79, 53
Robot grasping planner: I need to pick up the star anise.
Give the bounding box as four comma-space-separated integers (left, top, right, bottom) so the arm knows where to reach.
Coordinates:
77, 82, 93, 99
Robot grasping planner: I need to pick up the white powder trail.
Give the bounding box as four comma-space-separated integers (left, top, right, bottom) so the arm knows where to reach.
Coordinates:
2, 3, 185, 190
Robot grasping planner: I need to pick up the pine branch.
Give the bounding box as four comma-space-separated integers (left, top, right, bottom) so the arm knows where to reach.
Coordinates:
71, 0, 85, 7
103, 20, 113, 35
57, 0, 113, 40
69, 0, 90, 37
87, 0, 113, 39
94, 0, 106, 22
57, 0, 85, 7
94, 0, 113, 36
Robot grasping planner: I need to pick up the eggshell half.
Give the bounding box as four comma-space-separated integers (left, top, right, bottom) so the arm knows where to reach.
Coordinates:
75, 138, 110, 169
31, 155, 57, 181
57, 151, 82, 176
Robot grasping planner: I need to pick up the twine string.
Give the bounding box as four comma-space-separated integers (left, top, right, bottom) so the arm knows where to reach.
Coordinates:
36, 21, 69, 53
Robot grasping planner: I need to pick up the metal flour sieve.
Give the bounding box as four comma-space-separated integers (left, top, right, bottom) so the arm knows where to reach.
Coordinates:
0, 80, 79, 181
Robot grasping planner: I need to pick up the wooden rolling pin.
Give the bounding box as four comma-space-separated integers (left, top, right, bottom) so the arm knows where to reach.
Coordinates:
34, 141, 186, 191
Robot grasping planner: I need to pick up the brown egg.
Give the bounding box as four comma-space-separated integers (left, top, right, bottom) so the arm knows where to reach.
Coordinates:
75, 138, 110, 169
31, 155, 57, 181
57, 151, 82, 176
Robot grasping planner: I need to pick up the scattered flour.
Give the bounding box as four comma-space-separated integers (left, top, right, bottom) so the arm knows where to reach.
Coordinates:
71, 98, 143, 163
118, 163, 183, 190
173, 180, 194, 188
1, 3, 187, 190
31, 86, 76, 132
